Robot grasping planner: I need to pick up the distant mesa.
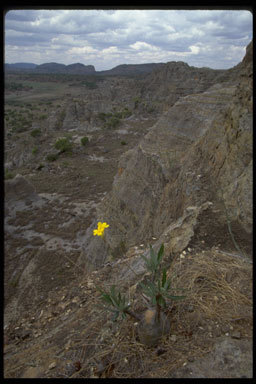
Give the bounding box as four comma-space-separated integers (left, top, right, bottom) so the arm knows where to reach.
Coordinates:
4, 61, 165, 76
5, 62, 37, 70
34, 62, 96, 75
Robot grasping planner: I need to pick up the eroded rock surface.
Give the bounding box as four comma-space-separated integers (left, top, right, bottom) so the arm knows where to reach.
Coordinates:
79, 42, 252, 268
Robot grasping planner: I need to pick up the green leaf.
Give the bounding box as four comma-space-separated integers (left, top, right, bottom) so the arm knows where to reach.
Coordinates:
162, 274, 171, 291
150, 245, 158, 270
157, 295, 166, 308
112, 311, 120, 322
157, 244, 164, 264
140, 282, 156, 298
101, 294, 113, 305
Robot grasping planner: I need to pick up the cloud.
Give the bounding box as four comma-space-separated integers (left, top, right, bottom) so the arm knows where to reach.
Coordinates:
4, 9, 252, 70
130, 41, 158, 51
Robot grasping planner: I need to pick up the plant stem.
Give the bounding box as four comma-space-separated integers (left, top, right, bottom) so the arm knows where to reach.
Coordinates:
156, 294, 161, 324
124, 309, 141, 321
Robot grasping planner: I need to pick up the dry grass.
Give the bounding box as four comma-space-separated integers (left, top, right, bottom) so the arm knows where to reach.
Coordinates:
171, 250, 252, 322
62, 248, 252, 378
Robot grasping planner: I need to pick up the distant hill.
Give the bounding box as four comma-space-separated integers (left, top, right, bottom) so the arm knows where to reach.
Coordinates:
5, 61, 164, 76
34, 62, 96, 75
97, 63, 165, 76
5, 62, 37, 70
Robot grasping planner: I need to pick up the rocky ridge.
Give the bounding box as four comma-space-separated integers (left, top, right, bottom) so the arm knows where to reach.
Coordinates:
79, 41, 252, 269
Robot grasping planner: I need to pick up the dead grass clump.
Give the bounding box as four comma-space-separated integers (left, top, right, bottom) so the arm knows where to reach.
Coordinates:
170, 250, 252, 323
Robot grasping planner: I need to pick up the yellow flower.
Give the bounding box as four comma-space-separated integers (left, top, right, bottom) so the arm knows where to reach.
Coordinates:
93, 221, 109, 237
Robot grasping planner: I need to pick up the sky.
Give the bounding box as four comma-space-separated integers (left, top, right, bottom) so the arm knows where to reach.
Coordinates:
4, 8, 253, 71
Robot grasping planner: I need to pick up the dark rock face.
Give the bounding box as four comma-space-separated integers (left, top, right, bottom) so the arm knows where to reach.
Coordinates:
80, 41, 252, 268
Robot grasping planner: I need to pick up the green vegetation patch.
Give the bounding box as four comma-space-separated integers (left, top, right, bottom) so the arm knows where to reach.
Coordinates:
81, 136, 89, 146
54, 137, 73, 154
97, 107, 131, 129
30, 128, 41, 137
46, 153, 58, 162
5, 169, 15, 180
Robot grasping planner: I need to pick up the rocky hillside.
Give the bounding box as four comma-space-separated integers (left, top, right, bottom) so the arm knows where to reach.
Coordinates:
134, 59, 238, 113
79, 41, 252, 269
4, 42, 252, 378
97, 63, 165, 76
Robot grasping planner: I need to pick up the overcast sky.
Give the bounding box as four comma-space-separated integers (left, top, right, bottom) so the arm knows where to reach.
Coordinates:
4, 8, 252, 70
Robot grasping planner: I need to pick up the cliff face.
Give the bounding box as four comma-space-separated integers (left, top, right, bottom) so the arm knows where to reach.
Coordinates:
80, 42, 252, 268
136, 61, 229, 113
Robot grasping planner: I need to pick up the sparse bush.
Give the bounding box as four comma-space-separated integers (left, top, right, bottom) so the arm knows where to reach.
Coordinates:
105, 116, 120, 129
133, 96, 141, 109
32, 147, 38, 155
54, 137, 73, 154
39, 114, 47, 120
98, 112, 110, 122
46, 153, 58, 162
55, 109, 66, 129
121, 141, 127, 146
120, 107, 132, 119
30, 128, 41, 137
82, 80, 98, 89
5, 169, 15, 180
81, 136, 89, 146
37, 163, 44, 170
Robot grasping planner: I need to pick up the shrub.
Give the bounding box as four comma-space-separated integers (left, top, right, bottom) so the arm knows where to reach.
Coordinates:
39, 114, 47, 120
121, 141, 127, 146
32, 147, 38, 155
5, 169, 15, 180
37, 163, 44, 170
46, 153, 58, 162
98, 112, 109, 122
81, 136, 89, 146
30, 128, 41, 137
105, 116, 120, 129
54, 137, 73, 154
133, 96, 141, 108
120, 107, 131, 118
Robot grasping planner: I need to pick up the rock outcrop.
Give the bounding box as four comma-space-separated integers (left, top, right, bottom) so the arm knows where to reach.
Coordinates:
136, 61, 229, 113
79, 41, 252, 268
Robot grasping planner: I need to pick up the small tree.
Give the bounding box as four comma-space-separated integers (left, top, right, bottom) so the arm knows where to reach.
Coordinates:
81, 136, 89, 146
54, 137, 73, 154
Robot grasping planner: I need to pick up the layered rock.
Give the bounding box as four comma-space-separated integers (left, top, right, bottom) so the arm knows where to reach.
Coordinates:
137, 60, 230, 112
79, 41, 252, 268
